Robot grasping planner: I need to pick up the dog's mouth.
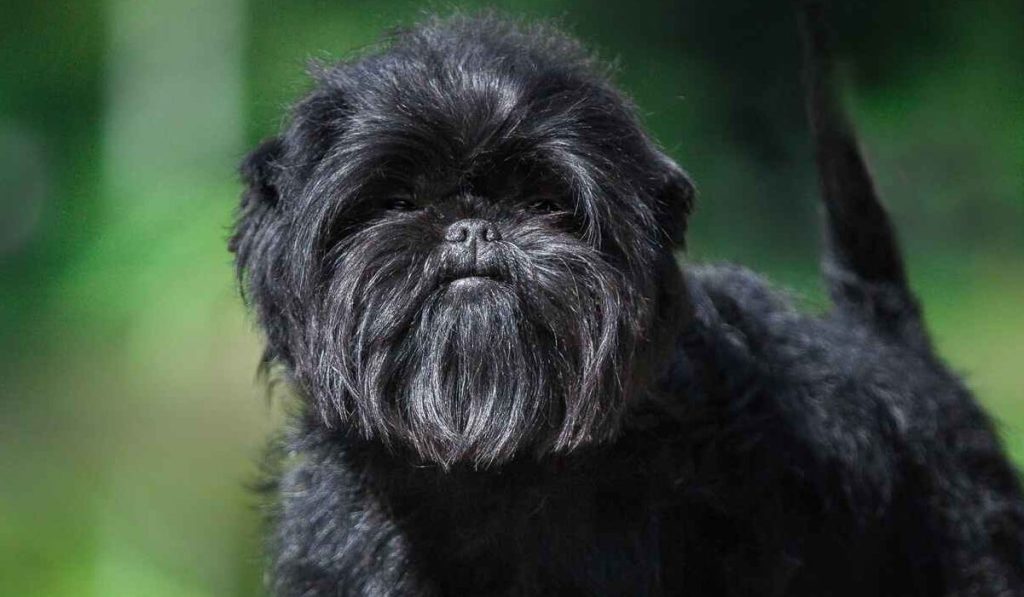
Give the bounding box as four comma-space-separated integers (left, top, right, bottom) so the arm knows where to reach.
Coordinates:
439, 258, 506, 287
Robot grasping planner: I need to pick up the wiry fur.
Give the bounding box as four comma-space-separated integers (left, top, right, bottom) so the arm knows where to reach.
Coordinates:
232, 9, 1024, 596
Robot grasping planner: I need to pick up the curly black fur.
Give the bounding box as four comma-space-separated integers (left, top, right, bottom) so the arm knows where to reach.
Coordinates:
231, 9, 1024, 596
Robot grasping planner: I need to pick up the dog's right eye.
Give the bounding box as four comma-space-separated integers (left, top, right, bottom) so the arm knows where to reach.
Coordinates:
526, 198, 561, 214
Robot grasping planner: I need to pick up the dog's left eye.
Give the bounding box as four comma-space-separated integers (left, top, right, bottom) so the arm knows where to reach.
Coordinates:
385, 197, 419, 212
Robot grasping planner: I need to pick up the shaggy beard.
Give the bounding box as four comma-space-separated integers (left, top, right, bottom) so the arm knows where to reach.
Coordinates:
296, 223, 649, 467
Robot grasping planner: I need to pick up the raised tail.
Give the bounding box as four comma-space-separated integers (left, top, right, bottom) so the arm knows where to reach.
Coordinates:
798, 1, 929, 349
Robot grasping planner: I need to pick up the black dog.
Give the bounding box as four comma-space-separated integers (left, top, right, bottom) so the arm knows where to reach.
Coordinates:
231, 7, 1024, 596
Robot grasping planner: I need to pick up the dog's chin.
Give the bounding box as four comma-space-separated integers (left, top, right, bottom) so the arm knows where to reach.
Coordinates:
382, 280, 552, 467
332, 272, 632, 469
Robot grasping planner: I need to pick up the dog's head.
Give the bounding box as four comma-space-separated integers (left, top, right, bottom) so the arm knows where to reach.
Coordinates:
231, 15, 694, 467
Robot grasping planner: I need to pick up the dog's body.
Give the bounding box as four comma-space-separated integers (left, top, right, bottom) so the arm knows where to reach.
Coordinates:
271, 262, 1024, 596
233, 9, 1024, 596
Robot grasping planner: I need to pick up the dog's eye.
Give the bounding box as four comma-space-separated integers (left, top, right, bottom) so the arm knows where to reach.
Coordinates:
526, 198, 560, 214
385, 197, 419, 212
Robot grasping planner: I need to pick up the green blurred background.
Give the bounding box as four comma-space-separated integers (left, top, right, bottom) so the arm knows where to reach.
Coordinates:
1, 0, 1021, 594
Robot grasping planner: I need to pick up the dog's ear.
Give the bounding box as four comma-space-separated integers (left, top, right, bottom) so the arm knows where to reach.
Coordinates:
230, 136, 291, 367
229, 137, 284, 255
239, 137, 284, 209
653, 152, 696, 248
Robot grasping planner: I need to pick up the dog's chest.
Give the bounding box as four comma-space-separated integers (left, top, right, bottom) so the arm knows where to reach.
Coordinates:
365, 444, 763, 597
392, 473, 669, 595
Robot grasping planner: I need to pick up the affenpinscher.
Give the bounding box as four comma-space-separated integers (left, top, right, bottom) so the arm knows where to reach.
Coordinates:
231, 7, 1024, 596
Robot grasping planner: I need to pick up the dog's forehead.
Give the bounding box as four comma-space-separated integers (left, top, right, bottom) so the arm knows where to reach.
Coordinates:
340, 66, 597, 168
316, 74, 642, 211
306, 22, 644, 175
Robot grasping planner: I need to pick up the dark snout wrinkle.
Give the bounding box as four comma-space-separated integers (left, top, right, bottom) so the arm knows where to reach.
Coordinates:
439, 243, 505, 283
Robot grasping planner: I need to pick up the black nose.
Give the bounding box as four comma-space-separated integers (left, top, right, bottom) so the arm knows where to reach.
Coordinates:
444, 219, 502, 244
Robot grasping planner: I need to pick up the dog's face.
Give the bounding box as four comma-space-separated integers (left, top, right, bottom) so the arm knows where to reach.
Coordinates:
232, 16, 694, 467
